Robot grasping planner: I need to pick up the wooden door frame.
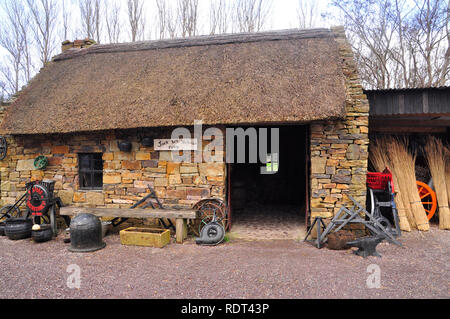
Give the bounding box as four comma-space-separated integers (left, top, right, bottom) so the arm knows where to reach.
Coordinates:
304, 124, 311, 229
225, 124, 311, 231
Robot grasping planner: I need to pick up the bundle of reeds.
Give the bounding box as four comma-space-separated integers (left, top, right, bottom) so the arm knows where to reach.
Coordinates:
387, 138, 429, 231
424, 137, 450, 230
369, 138, 411, 232
446, 149, 450, 206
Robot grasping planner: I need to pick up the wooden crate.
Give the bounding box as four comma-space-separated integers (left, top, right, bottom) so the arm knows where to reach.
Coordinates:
120, 227, 170, 248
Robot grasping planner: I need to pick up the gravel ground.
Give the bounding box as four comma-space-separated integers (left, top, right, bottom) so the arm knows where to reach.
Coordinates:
0, 225, 448, 299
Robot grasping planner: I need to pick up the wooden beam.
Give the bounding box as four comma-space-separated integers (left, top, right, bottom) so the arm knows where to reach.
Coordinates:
60, 207, 199, 219
370, 126, 447, 133
370, 119, 450, 127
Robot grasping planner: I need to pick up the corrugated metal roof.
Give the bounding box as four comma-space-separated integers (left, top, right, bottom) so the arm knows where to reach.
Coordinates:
365, 87, 450, 116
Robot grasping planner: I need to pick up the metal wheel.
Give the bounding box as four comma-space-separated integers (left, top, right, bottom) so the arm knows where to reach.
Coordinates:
49, 207, 57, 237
416, 181, 437, 220
33, 207, 57, 237
0, 205, 21, 222
191, 199, 228, 236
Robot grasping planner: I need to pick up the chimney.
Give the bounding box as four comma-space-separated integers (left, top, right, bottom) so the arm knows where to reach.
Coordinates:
61, 38, 97, 52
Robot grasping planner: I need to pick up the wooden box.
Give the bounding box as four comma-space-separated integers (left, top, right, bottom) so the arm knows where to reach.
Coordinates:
120, 227, 170, 248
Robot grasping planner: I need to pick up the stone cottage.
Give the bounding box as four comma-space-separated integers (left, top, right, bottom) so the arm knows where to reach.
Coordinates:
0, 27, 369, 235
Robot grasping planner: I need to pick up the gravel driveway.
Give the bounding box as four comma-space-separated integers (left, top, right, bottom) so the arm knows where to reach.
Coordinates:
0, 225, 448, 299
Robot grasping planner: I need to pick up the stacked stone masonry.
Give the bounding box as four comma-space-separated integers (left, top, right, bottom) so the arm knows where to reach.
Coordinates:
308, 27, 369, 226
0, 128, 226, 210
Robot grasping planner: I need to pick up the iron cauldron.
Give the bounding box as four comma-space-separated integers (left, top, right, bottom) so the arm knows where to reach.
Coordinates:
69, 213, 106, 252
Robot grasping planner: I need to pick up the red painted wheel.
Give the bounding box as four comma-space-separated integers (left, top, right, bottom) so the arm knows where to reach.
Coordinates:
416, 181, 437, 220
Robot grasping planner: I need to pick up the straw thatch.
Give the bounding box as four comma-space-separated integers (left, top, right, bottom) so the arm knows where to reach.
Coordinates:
369, 138, 411, 232
424, 137, 450, 230
0, 28, 347, 135
388, 138, 429, 231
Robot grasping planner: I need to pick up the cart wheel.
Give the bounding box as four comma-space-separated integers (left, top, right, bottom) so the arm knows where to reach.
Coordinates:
0, 205, 21, 222
49, 207, 57, 237
191, 199, 228, 236
416, 181, 437, 220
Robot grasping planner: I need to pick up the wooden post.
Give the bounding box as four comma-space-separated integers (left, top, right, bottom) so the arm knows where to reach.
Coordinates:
176, 218, 187, 243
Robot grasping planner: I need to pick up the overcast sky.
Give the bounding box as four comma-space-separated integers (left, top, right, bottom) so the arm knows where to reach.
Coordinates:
61, 0, 337, 40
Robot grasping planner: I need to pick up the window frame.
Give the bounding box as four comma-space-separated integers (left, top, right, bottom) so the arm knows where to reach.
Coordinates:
78, 153, 103, 190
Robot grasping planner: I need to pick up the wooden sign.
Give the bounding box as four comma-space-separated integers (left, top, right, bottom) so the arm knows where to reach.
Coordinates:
154, 138, 198, 151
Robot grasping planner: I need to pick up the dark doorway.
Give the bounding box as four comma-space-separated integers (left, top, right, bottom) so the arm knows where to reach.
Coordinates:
227, 125, 309, 240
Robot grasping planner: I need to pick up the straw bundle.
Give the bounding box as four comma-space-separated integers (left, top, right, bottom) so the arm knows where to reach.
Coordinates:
424, 137, 450, 230
369, 138, 411, 232
446, 149, 450, 206
387, 138, 429, 231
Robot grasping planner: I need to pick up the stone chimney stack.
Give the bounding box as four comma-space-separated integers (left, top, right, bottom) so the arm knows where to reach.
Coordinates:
61, 39, 96, 52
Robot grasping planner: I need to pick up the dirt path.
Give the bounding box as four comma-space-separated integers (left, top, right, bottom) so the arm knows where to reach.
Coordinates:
0, 225, 448, 299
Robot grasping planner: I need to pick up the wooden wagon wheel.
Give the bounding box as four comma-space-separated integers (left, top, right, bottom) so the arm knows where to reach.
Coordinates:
416, 181, 437, 220
0, 205, 21, 223
191, 199, 228, 236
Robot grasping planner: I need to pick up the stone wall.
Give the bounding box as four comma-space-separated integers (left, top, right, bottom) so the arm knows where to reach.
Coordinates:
308, 27, 370, 226
0, 128, 226, 210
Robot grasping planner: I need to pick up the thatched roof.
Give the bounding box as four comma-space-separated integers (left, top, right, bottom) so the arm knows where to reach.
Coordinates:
0, 28, 347, 135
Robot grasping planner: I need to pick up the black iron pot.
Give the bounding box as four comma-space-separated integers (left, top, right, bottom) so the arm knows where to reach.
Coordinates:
0, 222, 5, 236
32, 224, 53, 243
69, 213, 106, 253
141, 137, 153, 147
118, 141, 132, 152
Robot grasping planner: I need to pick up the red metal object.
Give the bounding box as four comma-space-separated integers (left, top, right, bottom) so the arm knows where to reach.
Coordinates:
416, 181, 437, 220
367, 167, 395, 192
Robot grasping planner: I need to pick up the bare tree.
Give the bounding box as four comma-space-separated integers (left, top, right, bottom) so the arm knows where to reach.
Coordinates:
26, 0, 59, 66
61, 0, 71, 41
0, 80, 6, 102
177, 0, 199, 37
128, 0, 145, 42
408, 0, 449, 86
94, 0, 102, 43
78, 0, 102, 42
333, 0, 407, 89
332, 0, 449, 89
210, 0, 232, 35
105, 0, 123, 43
234, 0, 273, 33
156, 0, 168, 39
156, 0, 178, 39
0, 0, 31, 95
297, 0, 320, 29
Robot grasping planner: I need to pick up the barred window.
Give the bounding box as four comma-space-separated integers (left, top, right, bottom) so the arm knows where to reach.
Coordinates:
78, 153, 103, 190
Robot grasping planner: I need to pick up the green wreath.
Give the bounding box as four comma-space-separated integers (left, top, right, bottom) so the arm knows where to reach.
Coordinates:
34, 156, 48, 170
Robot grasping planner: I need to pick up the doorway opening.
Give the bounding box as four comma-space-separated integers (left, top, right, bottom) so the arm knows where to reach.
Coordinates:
227, 125, 309, 240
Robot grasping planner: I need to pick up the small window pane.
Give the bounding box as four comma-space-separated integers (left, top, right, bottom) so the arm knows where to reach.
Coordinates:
92, 173, 103, 188
79, 172, 90, 188
78, 153, 103, 190
93, 159, 103, 170
80, 156, 90, 170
